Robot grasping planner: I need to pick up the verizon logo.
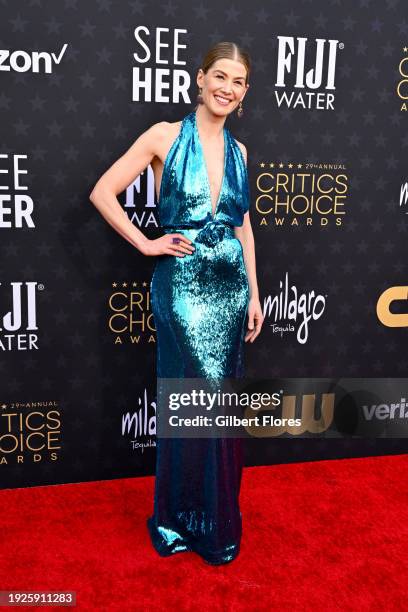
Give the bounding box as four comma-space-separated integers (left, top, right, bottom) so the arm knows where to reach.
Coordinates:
0, 44, 68, 74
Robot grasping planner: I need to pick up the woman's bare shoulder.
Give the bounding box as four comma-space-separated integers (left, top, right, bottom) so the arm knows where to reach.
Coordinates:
150, 118, 182, 139
146, 119, 183, 160
143, 121, 181, 161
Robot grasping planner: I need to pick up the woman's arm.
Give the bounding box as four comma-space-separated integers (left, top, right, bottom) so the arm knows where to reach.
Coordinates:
234, 142, 264, 342
89, 122, 194, 258
235, 212, 258, 300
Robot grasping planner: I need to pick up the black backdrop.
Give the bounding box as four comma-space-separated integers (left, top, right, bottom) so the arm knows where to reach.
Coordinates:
1, 0, 407, 490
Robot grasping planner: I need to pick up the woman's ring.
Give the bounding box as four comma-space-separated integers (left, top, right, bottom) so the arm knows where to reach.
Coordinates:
172, 237, 181, 244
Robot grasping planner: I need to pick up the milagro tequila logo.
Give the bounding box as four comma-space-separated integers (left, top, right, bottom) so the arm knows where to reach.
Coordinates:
275, 36, 343, 110
122, 388, 156, 453
263, 273, 326, 344
0, 44, 68, 74
0, 281, 41, 351
400, 181, 408, 213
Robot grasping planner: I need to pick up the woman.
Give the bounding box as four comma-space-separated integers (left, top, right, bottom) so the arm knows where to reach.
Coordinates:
90, 41, 263, 565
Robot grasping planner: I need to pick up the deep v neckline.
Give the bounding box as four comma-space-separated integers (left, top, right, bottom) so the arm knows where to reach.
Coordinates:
193, 110, 227, 219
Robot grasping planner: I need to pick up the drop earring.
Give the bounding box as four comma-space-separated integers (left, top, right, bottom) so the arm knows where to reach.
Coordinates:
197, 87, 204, 104
237, 100, 243, 118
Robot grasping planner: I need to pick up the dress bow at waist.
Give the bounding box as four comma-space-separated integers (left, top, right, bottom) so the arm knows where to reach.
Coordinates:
162, 214, 234, 248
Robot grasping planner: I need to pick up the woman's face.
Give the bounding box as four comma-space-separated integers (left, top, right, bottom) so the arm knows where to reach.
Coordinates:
197, 58, 249, 116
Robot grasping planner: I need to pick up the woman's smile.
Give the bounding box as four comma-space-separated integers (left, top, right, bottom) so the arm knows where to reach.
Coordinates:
214, 93, 232, 106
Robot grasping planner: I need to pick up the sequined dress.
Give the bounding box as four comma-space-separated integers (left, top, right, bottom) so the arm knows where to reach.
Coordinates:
147, 109, 250, 565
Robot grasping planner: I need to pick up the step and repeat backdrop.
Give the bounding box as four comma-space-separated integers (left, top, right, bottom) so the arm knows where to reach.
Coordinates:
1, 0, 408, 489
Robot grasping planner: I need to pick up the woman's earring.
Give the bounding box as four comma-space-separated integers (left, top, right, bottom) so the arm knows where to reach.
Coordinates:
197, 87, 204, 104
237, 100, 244, 118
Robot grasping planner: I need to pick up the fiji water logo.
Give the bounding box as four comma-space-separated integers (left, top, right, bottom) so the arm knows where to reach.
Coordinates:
0, 281, 41, 351
275, 35, 344, 110
263, 272, 326, 344
124, 167, 161, 228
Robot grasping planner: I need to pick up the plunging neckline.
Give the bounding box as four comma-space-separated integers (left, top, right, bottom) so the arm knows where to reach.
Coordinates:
193, 110, 227, 219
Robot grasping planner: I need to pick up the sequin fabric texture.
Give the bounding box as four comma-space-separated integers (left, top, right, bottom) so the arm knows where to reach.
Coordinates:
147, 109, 250, 565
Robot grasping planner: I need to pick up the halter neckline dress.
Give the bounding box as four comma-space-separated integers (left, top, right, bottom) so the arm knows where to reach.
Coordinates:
147, 109, 250, 565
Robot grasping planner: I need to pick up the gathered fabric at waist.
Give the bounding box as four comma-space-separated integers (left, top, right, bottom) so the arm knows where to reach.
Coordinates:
162, 218, 235, 248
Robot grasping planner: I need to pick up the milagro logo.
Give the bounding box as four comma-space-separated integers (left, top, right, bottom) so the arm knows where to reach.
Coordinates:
400, 181, 408, 213
0, 281, 41, 351
263, 273, 326, 344
275, 35, 343, 110
122, 388, 156, 453
0, 44, 68, 74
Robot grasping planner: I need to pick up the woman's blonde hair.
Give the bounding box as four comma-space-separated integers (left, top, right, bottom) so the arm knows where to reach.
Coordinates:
198, 41, 251, 85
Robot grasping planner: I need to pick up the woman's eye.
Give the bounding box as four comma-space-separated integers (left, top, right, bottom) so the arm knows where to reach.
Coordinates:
216, 75, 223, 79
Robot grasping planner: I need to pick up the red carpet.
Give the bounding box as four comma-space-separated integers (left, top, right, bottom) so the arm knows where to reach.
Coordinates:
1, 454, 407, 611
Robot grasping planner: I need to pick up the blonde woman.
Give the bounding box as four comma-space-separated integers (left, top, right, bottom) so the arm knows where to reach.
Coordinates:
90, 41, 263, 565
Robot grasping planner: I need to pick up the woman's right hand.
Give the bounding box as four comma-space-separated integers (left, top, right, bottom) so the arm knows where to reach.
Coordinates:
141, 233, 196, 257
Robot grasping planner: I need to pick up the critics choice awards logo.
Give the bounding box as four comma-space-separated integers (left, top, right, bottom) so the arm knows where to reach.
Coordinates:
0, 401, 61, 466
255, 161, 348, 228
397, 46, 408, 111
107, 281, 156, 345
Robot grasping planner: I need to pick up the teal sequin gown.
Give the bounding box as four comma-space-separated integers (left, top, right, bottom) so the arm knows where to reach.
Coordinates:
147, 109, 250, 565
